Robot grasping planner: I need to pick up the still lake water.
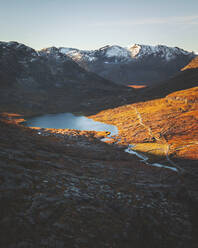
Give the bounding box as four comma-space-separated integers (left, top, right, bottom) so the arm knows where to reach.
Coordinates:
26, 113, 118, 135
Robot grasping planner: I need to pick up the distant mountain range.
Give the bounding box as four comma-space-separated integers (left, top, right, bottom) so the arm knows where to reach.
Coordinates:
0, 41, 198, 248
42, 44, 195, 85
0, 41, 127, 115
0, 41, 197, 115
140, 55, 198, 101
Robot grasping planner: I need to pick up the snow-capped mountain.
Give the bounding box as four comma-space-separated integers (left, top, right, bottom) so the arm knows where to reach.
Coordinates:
0, 41, 114, 89
1, 41, 195, 88
44, 44, 195, 85
0, 41, 123, 115
129, 44, 191, 60
51, 44, 193, 63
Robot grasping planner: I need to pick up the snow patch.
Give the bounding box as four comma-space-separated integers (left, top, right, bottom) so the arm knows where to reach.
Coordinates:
130, 44, 141, 57
129, 44, 193, 61
105, 46, 130, 58
41, 43, 194, 64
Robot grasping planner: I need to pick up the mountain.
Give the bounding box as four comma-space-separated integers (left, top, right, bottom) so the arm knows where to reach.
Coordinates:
181, 56, 198, 70
91, 85, 198, 161
1, 41, 196, 116
142, 56, 198, 99
47, 44, 195, 85
0, 41, 129, 115
1, 108, 197, 247
0, 42, 198, 248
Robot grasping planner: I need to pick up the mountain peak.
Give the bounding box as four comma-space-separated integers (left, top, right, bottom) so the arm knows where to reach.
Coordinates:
102, 45, 130, 58
129, 44, 194, 60
41, 44, 194, 64
130, 44, 141, 57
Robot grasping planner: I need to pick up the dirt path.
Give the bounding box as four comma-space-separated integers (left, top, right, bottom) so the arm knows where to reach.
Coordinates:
133, 106, 184, 172
133, 107, 154, 139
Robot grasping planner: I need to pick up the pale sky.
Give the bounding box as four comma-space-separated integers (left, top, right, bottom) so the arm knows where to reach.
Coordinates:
0, 0, 197, 52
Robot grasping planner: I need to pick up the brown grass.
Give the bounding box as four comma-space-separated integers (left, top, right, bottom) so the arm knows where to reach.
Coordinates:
90, 87, 198, 161
181, 56, 198, 70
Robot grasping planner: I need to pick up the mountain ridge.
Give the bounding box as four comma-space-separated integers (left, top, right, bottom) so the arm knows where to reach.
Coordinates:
41, 43, 195, 85
43, 43, 195, 63
0, 41, 129, 115
0, 41, 198, 248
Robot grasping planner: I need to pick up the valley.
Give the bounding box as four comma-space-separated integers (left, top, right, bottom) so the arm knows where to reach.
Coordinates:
0, 111, 196, 248
0, 41, 198, 248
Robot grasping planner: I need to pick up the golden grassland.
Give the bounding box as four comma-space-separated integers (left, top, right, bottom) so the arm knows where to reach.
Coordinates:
90, 87, 198, 161
181, 56, 198, 71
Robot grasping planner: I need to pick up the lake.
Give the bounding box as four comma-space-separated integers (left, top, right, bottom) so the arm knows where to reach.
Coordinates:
26, 112, 118, 135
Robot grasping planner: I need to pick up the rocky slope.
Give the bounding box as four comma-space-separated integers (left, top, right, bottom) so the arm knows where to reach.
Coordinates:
0, 41, 130, 116
91, 87, 198, 165
46, 44, 195, 85
0, 113, 197, 248
182, 56, 198, 70
139, 56, 198, 100
0, 42, 198, 248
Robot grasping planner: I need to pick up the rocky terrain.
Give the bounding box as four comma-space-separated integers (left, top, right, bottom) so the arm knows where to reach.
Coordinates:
0, 41, 198, 247
89, 57, 198, 164
143, 56, 198, 99
45, 44, 195, 85
0, 41, 196, 116
182, 56, 198, 70
91, 86, 198, 162
0, 112, 197, 248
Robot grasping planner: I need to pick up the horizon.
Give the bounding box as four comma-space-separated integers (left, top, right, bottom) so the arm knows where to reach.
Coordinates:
0, 0, 198, 52
1, 39, 197, 54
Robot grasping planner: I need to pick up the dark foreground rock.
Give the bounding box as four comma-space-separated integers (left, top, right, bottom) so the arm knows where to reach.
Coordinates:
0, 113, 197, 248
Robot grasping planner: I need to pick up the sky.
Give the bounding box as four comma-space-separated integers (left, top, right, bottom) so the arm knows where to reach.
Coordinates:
0, 0, 198, 52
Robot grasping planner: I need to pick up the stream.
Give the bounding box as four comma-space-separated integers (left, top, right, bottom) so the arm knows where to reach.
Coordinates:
125, 145, 178, 172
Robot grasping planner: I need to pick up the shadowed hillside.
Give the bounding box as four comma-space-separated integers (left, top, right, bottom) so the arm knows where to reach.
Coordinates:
0, 113, 197, 248
0, 43, 197, 117
136, 56, 198, 101
91, 86, 198, 162
182, 56, 198, 70
0, 42, 198, 248
47, 44, 195, 86
0, 41, 132, 116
